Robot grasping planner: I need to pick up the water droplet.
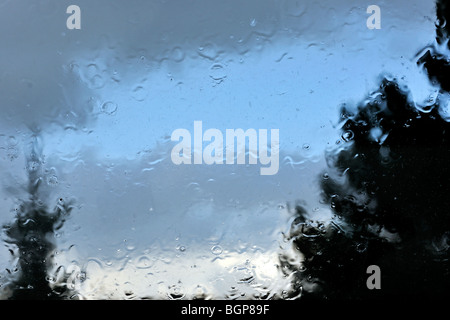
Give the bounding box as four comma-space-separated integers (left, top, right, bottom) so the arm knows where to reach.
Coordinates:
101, 101, 118, 115
170, 46, 185, 62
197, 43, 219, 60
84, 64, 105, 89
6, 136, 18, 161
124, 239, 136, 251
211, 245, 223, 255
136, 256, 152, 269
90, 74, 105, 89
168, 284, 185, 300
7, 136, 17, 147
237, 275, 254, 284
302, 143, 310, 150
341, 130, 354, 142
20, 218, 35, 227
111, 70, 121, 83
210, 63, 227, 84
132, 86, 147, 102
27, 161, 40, 172
46, 174, 58, 186
370, 127, 383, 142
355, 242, 367, 253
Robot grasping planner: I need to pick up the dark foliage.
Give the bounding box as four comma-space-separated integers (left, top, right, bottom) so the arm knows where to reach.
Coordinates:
282, 0, 450, 300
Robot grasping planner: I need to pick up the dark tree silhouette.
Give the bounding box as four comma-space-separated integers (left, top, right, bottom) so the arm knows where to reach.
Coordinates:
2, 136, 76, 300
281, 0, 450, 300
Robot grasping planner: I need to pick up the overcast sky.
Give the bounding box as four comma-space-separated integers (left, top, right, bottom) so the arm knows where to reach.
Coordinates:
0, 0, 439, 299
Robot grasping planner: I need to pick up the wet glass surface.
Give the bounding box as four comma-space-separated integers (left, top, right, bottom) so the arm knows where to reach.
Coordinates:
0, 0, 448, 300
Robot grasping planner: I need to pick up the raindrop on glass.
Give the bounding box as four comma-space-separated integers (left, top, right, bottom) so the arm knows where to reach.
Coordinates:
210, 63, 227, 84
170, 46, 185, 62
27, 161, 40, 172
46, 175, 58, 187
100, 101, 118, 115
132, 86, 147, 102
341, 130, 354, 142
211, 245, 223, 255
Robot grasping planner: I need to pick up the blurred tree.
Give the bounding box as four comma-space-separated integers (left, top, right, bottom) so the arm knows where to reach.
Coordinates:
2, 136, 76, 300
282, 0, 450, 300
